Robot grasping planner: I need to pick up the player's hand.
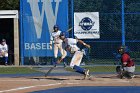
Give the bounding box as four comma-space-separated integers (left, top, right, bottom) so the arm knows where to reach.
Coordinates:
57, 59, 61, 64
57, 58, 63, 64
85, 44, 90, 48
50, 46, 52, 50
49, 44, 52, 50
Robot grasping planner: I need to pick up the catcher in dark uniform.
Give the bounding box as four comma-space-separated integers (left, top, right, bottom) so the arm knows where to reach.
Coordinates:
116, 46, 135, 79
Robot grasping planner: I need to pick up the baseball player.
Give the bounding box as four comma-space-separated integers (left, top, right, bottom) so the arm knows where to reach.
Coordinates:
116, 46, 135, 79
57, 33, 91, 79
50, 25, 67, 67
0, 39, 8, 65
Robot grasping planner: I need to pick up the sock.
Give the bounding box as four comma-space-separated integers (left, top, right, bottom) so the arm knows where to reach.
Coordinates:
63, 58, 67, 65
53, 58, 57, 65
73, 65, 85, 74
51, 58, 57, 65
5, 57, 8, 64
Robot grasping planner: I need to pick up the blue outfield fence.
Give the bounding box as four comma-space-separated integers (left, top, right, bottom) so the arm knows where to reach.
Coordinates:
20, 0, 140, 68
20, 0, 69, 65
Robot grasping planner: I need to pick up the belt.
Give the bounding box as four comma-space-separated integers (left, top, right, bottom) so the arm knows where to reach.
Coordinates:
54, 43, 60, 44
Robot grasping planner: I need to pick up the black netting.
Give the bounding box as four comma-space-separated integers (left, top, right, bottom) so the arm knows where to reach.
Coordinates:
23, 0, 140, 73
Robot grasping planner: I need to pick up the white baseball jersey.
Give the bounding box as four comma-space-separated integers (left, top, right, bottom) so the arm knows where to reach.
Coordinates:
66, 38, 80, 52
0, 44, 8, 57
65, 38, 83, 68
0, 44, 8, 52
51, 30, 63, 44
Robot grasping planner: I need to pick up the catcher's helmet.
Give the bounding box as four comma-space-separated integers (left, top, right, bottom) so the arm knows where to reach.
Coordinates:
118, 45, 129, 54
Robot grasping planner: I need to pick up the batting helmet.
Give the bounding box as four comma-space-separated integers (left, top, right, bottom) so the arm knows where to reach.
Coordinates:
60, 32, 65, 36
2, 39, 6, 42
53, 25, 59, 30
59, 32, 66, 40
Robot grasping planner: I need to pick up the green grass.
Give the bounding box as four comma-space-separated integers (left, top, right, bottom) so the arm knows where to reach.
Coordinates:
135, 66, 140, 72
65, 66, 115, 72
0, 66, 139, 74
0, 67, 39, 74
84, 66, 115, 72
66, 66, 140, 73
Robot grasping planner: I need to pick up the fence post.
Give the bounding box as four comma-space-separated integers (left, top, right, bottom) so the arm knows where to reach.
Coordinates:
71, 0, 74, 38
121, 0, 125, 46
20, 0, 24, 65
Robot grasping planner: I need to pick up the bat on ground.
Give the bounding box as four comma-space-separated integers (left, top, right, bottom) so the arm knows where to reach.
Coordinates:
45, 65, 56, 77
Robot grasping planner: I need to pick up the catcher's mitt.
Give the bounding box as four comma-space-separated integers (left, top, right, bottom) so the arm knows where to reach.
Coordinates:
116, 66, 123, 74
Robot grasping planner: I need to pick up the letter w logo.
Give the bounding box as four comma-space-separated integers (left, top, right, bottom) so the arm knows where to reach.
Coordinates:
27, 0, 62, 39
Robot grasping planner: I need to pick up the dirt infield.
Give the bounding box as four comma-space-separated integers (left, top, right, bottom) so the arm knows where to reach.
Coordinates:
0, 74, 140, 93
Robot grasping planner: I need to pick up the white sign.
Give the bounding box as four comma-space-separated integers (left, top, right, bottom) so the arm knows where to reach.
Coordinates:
74, 12, 100, 39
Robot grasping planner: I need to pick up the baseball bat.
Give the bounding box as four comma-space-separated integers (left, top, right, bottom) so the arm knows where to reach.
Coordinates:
67, 27, 73, 32
45, 65, 56, 77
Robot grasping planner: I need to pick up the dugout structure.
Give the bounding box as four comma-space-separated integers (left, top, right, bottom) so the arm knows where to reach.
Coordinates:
0, 10, 19, 65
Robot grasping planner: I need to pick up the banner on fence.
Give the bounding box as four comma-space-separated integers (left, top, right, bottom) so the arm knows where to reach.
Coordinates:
74, 12, 100, 39
20, 0, 68, 56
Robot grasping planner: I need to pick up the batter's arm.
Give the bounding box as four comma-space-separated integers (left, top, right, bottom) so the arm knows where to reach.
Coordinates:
78, 39, 90, 48
49, 33, 54, 50
57, 57, 64, 64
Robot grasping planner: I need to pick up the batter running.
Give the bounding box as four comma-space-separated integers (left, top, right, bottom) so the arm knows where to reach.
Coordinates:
57, 33, 91, 79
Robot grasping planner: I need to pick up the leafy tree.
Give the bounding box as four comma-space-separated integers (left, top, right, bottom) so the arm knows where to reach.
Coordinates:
0, 0, 19, 10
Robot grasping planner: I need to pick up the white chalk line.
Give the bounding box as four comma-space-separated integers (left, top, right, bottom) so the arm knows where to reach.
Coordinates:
0, 80, 36, 82
0, 83, 62, 93
0, 79, 135, 93
0, 82, 82, 93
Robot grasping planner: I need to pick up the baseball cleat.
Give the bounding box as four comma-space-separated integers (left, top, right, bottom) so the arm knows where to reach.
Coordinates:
63, 62, 67, 68
84, 69, 91, 80
128, 74, 135, 79
131, 75, 135, 78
